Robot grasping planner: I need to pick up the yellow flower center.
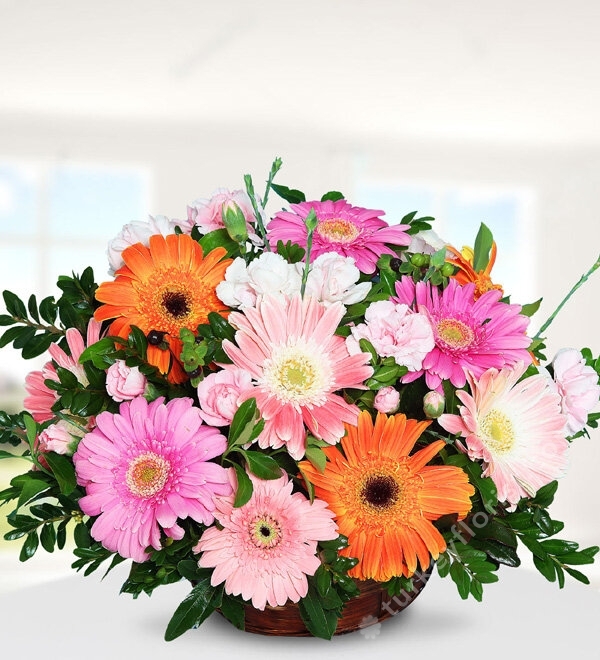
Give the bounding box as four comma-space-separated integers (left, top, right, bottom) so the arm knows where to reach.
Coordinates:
126, 452, 171, 498
436, 318, 475, 350
316, 218, 360, 243
480, 409, 515, 454
249, 515, 282, 549
263, 343, 332, 406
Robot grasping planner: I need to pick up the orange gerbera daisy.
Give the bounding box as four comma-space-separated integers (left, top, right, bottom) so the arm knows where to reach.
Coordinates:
299, 411, 474, 581
446, 243, 503, 300
95, 233, 232, 383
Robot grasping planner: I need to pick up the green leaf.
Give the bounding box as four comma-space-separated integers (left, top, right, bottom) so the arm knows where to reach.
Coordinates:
164, 579, 223, 641
320, 191, 344, 202
219, 595, 245, 630
228, 398, 259, 447
3, 290, 27, 319
40, 523, 56, 552
469, 579, 484, 602
243, 451, 282, 480
520, 298, 543, 317
232, 463, 253, 508
39, 296, 58, 324
27, 295, 40, 323
304, 446, 327, 473
449, 560, 471, 599
13, 326, 36, 350
177, 560, 213, 583
74, 522, 91, 549
44, 452, 77, 495
315, 565, 332, 598
475, 518, 518, 548
472, 223, 494, 272
533, 554, 556, 582
22, 332, 55, 359
17, 476, 52, 509
298, 588, 338, 639
470, 538, 521, 567
22, 413, 38, 449
270, 183, 306, 204
437, 553, 451, 578
519, 534, 547, 559
563, 566, 591, 585
20, 532, 39, 561
559, 551, 597, 566
531, 480, 559, 508
0, 326, 27, 349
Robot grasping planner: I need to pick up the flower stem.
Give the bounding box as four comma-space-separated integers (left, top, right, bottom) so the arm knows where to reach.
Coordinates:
244, 173, 269, 250
262, 156, 282, 207
300, 209, 318, 298
534, 254, 600, 340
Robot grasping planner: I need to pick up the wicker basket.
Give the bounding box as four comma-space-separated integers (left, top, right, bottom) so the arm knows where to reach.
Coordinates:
239, 566, 433, 637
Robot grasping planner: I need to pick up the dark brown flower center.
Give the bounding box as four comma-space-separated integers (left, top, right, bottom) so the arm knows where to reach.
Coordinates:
162, 290, 191, 319
361, 474, 400, 509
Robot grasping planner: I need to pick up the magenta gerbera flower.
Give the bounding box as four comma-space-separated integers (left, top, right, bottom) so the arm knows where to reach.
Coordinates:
222, 295, 374, 459
194, 470, 338, 610
73, 396, 231, 563
267, 199, 411, 274
394, 277, 532, 389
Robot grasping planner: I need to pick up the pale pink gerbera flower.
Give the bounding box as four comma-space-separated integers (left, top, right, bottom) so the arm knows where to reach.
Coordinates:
195, 470, 338, 610
439, 363, 569, 507
24, 320, 102, 423
222, 295, 374, 459
73, 396, 231, 563
395, 277, 532, 390
267, 199, 411, 274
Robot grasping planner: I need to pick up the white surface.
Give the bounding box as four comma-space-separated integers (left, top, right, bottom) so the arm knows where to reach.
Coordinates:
0, 564, 597, 659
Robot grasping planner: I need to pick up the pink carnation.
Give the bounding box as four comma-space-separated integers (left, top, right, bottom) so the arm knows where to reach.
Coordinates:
551, 348, 600, 435
37, 419, 87, 456
188, 188, 259, 242
373, 386, 400, 413
105, 360, 147, 402
346, 300, 434, 372
197, 367, 255, 426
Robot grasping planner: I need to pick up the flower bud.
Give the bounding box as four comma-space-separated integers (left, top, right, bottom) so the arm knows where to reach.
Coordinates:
423, 390, 445, 418
222, 201, 249, 243
374, 386, 400, 414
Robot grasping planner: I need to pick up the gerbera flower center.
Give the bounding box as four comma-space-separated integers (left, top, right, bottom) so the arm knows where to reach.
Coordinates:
263, 344, 332, 405
361, 473, 400, 510
162, 289, 191, 319
436, 318, 475, 351
316, 218, 360, 243
126, 452, 171, 498
480, 408, 515, 454
249, 514, 282, 548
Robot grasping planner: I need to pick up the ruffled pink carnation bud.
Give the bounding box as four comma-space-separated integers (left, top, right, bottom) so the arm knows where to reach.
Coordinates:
373, 386, 400, 413
105, 360, 147, 402
551, 348, 600, 435
197, 367, 254, 426
38, 419, 87, 456
188, 188, 259, 243
423, 390, 445, 418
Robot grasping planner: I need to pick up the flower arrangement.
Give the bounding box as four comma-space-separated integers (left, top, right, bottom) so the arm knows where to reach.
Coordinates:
1, 158, 599, 640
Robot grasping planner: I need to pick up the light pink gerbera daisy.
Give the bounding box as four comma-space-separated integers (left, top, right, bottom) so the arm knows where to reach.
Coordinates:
194, 470, 338, 610
438, 363, 569, 507
222, 295, 374, 459
394, 276, 532, 389
73, 396, 231, 563
267, 199, 411, 274
24, 320, 102, 423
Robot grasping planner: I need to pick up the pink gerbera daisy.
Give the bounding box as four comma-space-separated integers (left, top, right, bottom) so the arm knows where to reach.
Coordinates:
24, 320, 102, 423
394, 276, 532, 389
267, 199, 411, 274
222, 295, 374, 459
194, 470, 338, 610
438, 363, 569, 506
73, 396, 231, 563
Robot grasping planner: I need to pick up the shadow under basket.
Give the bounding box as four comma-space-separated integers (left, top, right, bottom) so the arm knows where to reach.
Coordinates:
238, 565, 433, 637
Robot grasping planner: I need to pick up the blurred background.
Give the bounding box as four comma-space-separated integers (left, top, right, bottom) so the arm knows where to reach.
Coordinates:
0, 0, 599, 591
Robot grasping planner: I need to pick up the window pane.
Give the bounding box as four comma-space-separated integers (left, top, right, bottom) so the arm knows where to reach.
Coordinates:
48, 165, 149, 240
0, 163, 39, 237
